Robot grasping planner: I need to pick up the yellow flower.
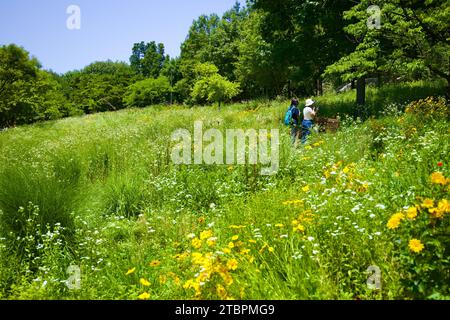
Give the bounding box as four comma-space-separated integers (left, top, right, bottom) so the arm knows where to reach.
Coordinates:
293, 225, 305, 233
240, 287, 245, 299
429, 207, 445, 219
268, 246, 274, 253
421, 198, 434, 208
183, 279, 195, 289
248, 239, 257, 244
207, 238, 217, 247
229, 225, 246, 229
387, 213, 404, 229
227, 259, 238, 271
231, 235, 239, 241
292, 219, 299, 226
275, 223, 284, 228
406, 206, 418, 220
159, 275, 167, 285
438, 199, 450, 214
302, 186, 310, 192
191, 252, 203, 264
216, 284, 227, 299
138, 292, 150, 300
191, 237, 202, 249
223, 248, 231, 254
240, 248, 250, 255
149, 260, 161, 267
200, 230, 213, 240
126, 268, 136, 276
305, 145, 312, 150
259, 243, 269, 253
198, 217, 205, 224
408, 239, 424, 253
140, 278, 151, 287
174, 253, 188, 260
431, 172, 447, 185
221, 272, 234, 286
228, 242, 235, 249
343, 166, 350, 174
228, 166, 234, 171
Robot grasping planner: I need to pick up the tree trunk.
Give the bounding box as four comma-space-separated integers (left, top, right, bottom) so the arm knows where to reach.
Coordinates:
356, 77, 366, 106
288, 80, 292, 98
351, 79, 356, 90
316, 79, 323, 96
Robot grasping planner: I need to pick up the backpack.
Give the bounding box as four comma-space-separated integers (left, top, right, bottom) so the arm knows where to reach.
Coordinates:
284, 105, 294, 126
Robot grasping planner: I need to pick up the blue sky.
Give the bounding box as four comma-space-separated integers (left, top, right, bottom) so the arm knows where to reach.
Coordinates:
0, 0, 240, 73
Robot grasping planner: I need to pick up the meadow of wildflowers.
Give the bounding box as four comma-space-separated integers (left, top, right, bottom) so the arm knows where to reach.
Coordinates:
0, 93, 448, 300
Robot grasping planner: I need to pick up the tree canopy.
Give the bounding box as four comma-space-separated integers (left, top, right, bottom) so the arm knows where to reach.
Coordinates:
1, 1, 449, 127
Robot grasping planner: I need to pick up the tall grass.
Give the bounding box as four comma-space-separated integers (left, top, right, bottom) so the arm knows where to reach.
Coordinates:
0, 81, 448, 299
316, 80, 447, 118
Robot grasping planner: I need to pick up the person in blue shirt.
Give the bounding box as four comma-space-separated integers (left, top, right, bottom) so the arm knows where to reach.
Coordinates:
289, 99, 301, 145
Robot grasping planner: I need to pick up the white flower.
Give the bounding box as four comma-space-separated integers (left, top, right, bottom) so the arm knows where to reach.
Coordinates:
280, 234, 288, 239
307, 237, 315, 242
186, 233, 196, 239
312, 250, 319, 255
369, 214, 376, 219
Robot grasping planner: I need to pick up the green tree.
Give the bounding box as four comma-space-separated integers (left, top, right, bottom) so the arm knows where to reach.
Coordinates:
124, 76, 171, 107
180, 3, 247, 82
234, 9, 286, 98
174, 62, 220, 104
0, 45, 76, 126
325, 0, 450, 106
0, 44, 39, 126
62, 61, 136, 113
250, 0, 356, 97
161, 57, 183, 104
130, 41, 167, 78
191, 64, 241, 108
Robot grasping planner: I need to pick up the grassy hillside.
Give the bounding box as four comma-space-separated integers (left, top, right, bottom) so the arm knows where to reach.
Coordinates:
0, 83, 449, 300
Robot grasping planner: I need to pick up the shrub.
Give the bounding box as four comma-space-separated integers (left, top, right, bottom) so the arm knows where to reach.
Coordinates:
124, 76, 171, 107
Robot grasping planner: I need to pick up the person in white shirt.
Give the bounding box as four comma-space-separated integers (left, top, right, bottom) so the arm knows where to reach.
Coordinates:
302, 99, 318, 143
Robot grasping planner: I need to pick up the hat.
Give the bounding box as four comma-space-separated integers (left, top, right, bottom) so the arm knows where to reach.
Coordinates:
305, 99, 315, 107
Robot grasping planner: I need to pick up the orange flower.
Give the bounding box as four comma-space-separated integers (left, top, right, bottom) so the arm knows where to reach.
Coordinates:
149, 260, 161, 267
431, 172, 447, 185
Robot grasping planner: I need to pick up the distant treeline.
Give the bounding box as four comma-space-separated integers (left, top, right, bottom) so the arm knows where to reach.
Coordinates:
1, 0, 449, 127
